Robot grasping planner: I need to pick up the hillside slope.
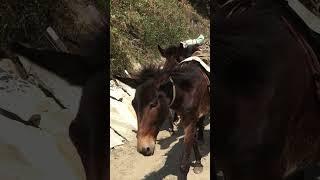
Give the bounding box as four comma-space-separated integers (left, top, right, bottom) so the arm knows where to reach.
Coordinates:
110, 0, 210, 75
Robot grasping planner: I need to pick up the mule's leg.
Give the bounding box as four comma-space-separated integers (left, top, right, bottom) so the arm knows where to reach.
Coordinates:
168, 110, 175, 135
169, 110, 174, 135
172, 112, 179, 131
196, 116, 205, 143
169, 111, 179, 135
178, 117, 197, 180
193, 115, 206, 174
193, 141, 204, 174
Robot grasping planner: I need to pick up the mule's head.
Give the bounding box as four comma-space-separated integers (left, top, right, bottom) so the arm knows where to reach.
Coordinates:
158, 44, 185, 69
116, 73, 171, 156
158, 43, 201, 70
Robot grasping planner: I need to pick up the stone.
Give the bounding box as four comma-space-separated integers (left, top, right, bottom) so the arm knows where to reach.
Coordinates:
110, 128, 125, 148
18, 56, 82, 118
110, 79, 137, 144
0, 68, 54, 121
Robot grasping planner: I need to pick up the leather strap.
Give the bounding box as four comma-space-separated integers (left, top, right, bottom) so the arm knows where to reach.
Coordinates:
168, 77, 176, 107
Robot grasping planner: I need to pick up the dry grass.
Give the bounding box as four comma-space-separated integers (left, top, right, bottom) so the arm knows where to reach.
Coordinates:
110, 0, 210, 76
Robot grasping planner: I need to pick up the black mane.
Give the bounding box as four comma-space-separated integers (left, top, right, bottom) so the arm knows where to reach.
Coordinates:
133, 62, 202, 90
132, 64, 166, 81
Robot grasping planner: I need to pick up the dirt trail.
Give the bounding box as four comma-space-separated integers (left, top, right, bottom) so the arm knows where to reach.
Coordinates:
110, 119, 210, 180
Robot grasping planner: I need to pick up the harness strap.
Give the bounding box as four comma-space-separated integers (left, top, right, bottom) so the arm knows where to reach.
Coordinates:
282, 16, 320, 102
181, 56, 210, 92
168, 77, 176, 107
180, 56, 210, 72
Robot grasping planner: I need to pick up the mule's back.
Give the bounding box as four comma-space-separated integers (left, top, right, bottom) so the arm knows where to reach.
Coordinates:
213, 1, 320, 179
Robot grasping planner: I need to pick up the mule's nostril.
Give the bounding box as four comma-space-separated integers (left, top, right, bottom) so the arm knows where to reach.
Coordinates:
139, 146, 153, 156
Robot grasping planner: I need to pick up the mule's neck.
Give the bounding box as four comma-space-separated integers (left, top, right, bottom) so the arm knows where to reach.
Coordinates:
159, 79, 174, 106
163, 59, 178, 71
159, 76, 187, 112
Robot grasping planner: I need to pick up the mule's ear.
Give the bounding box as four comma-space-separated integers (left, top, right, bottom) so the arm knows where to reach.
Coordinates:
158, 45, 165, 57
114, 75, 140, 89
179, 42, 184, 49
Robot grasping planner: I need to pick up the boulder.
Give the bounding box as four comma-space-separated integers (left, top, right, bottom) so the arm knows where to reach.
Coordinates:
0, 58, 85, 179
0, 67, 60, 121
18, 56, 82, 117
110, 80, 137, 145
110, 128, 124, 148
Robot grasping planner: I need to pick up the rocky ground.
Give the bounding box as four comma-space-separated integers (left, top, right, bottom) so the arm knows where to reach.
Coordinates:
110, 112, 211, 180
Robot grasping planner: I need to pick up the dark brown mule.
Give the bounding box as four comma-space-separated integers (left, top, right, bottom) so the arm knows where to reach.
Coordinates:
158, 43, 206, 141
158, 43, 200, 70
9, 38, 108, 180
116, 61, 210, 179
213, 0, 320, 179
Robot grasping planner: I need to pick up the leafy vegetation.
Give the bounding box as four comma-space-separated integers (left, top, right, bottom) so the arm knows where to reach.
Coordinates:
0, 0, 209, 76
111, 0, 209, 76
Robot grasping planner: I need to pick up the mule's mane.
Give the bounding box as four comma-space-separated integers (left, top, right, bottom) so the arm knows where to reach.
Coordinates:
132, 65, 166, 81
133, 63, 201, 90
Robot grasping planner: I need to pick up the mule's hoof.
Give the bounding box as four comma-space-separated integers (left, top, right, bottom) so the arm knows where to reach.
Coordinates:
193, 164, 203, 174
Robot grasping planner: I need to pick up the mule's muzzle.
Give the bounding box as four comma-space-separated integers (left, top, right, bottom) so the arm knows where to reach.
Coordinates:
137, 136, 155, 156
138, 146, 155, 156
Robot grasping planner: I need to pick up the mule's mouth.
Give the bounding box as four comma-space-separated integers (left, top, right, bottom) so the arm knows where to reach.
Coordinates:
140, 150, 154, 156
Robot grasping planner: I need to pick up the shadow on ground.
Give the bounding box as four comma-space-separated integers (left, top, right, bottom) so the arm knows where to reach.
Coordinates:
157, 115, 210, 150
143, 118, 210, 180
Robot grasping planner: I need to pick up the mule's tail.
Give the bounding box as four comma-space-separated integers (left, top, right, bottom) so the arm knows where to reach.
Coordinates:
10, 42, 105, 86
